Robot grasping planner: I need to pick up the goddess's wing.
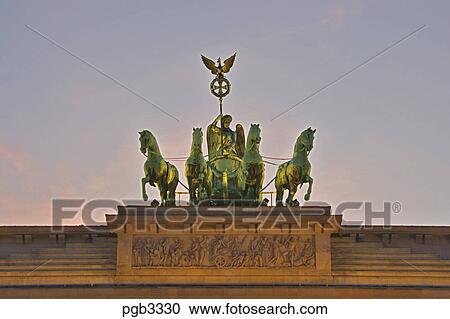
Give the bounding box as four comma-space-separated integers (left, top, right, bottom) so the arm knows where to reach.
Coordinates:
235, 123, 245, 159
207, 123, 221, 161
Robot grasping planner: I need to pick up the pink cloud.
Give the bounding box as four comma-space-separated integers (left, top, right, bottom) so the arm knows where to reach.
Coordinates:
320, 2, 364, 29
0, 143, 29, 173
321, 7, 347, 29
0, 195, 52, 225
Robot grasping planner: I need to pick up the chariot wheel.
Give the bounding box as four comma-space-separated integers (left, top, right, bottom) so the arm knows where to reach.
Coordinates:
214, 255, 227, 268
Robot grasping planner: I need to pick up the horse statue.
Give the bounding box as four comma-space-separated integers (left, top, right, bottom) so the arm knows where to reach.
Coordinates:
242, 124, 264, 201
139, 130, 179, 206
185, 128, 212, 204
275, 127, 316, 206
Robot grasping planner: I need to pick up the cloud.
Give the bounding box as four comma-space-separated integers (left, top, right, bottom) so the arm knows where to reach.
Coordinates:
320, 2, 364, 29
0, 143, 29, 173
321, 7, 347, 29
0, 195, 52, 225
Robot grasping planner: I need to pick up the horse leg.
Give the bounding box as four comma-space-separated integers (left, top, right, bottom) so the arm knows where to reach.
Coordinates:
275, 166, 286, 206
249, 186, 256, 201
192, 183, 198, 204
275, 182, 284, 207
167, 166, 179, 206
168, 184, 177, 207
286, 183, 298, 206
242, 183, 248, 200
252, 185, 258, 201
141, 176, 150, 201
158, 177, 169, 206
205, 170, 212, 201
187, 176, 194, 204
198, 176, 209, 203
206, 183, 212, 200
256, 164, 265, 200
245, 165, 256, 202
304, 176, 313, 201
160, 187, 168, 206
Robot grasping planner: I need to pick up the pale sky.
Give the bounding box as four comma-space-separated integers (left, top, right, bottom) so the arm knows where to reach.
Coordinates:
1, 0, 449, 225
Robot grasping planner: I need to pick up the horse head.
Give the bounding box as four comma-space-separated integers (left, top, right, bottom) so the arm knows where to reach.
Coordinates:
138, 130, 160, 156
246, 124, 261, 151
191, 127, 203, 152
296, 127, 316, 153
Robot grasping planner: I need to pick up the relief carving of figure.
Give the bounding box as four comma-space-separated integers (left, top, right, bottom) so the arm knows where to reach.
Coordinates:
168, 239, 182, 266
132, 235, 315, 269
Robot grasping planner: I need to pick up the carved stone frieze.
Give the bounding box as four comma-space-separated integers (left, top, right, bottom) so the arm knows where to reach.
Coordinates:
132, 235, 315, 268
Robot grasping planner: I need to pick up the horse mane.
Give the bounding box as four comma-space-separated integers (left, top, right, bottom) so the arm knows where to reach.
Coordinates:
145, 131, 162, 155
293, 131, 307, 155
243, 125, 262, 164
245, 124, 260, 150
293, 129, 313, 155
245, 127, 254, 150
190, 128, 203, 154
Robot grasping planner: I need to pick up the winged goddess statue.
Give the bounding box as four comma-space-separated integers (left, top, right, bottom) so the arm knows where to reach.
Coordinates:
201, 53, 236, 78
196, 52, 248, 199
207, 114, 245, 161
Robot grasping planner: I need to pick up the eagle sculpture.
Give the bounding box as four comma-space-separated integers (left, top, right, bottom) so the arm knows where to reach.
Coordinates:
201, 53, 236, 77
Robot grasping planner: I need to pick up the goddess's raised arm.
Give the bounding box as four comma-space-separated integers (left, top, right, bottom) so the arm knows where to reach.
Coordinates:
209, 114, 222, 133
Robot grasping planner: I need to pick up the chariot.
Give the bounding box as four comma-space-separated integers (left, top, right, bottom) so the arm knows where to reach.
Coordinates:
207, 154, 246, 200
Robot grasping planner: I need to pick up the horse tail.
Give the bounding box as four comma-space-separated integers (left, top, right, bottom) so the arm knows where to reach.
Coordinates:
275, 161, 290, 188
172, 163, 179, 181
185, 163, 193, 178
167, 162, 179, 186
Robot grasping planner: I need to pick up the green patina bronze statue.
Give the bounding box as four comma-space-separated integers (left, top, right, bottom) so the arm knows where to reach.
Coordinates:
185, 128, 212, 203
242, 124, 264, 201
138, 53, 316, 206
139, 130, 179, 206
275, 127, 315, 206
206, 114, 246, 199
207, 114, 245, 160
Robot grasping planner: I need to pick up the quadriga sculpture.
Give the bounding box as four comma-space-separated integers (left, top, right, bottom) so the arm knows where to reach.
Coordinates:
139, 130, 179, 206
185, 128, 212, 203
242, 124, 265, 201
275, 127, 316, 206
